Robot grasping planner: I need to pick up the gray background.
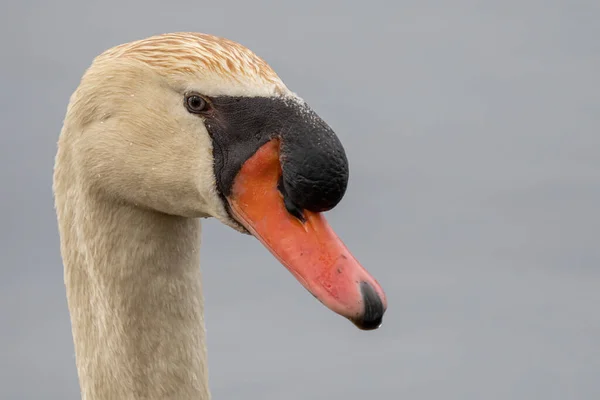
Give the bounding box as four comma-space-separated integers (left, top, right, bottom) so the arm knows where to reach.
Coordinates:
1, 1, 599, 399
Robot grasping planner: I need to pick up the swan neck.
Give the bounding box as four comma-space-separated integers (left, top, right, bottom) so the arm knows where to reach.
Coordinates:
58, 192, 210, 400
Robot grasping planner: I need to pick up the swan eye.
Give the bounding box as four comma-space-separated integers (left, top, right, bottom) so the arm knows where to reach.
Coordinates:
185, 94, 208, 114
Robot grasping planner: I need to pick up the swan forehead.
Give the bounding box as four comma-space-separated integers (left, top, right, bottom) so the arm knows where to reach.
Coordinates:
97, 32, 290, 97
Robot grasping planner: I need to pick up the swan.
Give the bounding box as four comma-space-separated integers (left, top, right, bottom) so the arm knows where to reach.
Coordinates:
53, 32, 387, 399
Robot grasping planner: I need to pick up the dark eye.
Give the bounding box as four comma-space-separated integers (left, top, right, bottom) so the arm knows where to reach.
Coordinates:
185, 94, 208, 114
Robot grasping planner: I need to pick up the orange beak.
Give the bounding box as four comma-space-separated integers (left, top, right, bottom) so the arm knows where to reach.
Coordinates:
227, 139, 387, 330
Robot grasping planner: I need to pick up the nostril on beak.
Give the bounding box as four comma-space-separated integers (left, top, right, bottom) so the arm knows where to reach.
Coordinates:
353, 281, 386, 330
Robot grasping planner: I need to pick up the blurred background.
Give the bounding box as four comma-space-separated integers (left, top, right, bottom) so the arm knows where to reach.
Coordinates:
1, 1, 599, 399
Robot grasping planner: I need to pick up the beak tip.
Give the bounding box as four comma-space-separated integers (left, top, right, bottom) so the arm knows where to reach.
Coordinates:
350, 281, 386, 331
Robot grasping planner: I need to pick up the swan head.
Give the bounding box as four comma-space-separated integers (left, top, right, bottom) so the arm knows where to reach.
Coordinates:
61, 32, 387, 330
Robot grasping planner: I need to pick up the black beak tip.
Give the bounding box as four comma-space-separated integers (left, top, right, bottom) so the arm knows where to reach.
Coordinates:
351, 281, 386, 331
